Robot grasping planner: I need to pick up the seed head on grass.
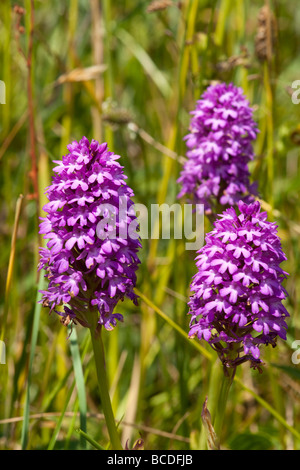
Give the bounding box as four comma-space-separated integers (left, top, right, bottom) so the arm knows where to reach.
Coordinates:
178, 83, 259, 216
38, 137, 141, 331
188, 200, 289, 372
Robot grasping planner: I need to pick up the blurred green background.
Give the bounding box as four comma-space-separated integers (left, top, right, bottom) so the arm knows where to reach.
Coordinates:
0, 0, 300, 450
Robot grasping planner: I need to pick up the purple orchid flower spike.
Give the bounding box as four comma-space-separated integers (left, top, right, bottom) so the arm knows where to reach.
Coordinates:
38, 137, 141, 332
188, 200, 289, 374
178, 83, 259, 216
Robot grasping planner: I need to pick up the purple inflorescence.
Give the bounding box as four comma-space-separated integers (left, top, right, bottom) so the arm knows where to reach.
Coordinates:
39, 137, 141, 331
178, 83, 259, 214
188, 200, 289, 370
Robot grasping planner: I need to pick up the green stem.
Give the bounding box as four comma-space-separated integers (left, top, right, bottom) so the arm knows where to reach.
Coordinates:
89, 324, 123, 450
213, 366, 235, 444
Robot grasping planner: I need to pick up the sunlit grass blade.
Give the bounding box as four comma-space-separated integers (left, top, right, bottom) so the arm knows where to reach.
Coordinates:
20, 273, 44, 449
234, 375, 300, 443
2, 194, 24, 343
134, 288, 212, 360
68, 326, 87, 449
115, 28, 172, 99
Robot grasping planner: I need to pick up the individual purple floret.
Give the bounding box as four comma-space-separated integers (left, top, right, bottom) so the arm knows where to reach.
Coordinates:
177, 83, 259, 215
188, 200, 289, 371
38, 137, 141, 331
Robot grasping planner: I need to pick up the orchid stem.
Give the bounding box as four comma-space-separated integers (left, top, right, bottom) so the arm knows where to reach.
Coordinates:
213, 366, 235, 445
89, 324, 123, 450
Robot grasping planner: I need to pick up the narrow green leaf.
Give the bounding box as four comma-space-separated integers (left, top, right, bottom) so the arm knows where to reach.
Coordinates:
47, 380, 76, 450
76, 428, 106, 450
21, 273, 44, 449
69, 326, 87, 448
116, 28, 172, 98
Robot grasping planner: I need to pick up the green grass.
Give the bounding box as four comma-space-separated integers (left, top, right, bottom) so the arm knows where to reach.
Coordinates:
0, 0, 300, 450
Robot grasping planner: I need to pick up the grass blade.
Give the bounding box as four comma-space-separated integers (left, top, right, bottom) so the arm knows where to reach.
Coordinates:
68, 326, 87, 449
2, 194, 24, 343
116, 28, 172, 98
20, 273, 44, 449
76, 428, 105, 450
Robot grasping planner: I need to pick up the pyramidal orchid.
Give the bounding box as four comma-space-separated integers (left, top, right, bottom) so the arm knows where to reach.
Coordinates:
38, 137, 142, 450
188, 200, 289, 373
178, 83, 259, 215
38, 137, 141, 332
188, 200, 289, 444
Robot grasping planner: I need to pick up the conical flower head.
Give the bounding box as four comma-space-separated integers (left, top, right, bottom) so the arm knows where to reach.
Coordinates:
178, 83, 259, 215
39, 137, 141, 331
188, 200, 289, 370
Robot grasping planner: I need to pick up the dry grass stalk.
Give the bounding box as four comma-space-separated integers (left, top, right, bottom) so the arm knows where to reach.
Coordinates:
255, 3, 277, 62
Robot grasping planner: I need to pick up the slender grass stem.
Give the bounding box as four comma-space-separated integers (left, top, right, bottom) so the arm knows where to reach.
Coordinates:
263, 61, 274, 211
102, 0, 114, 148
25, 0, 39, 218
215, 0, 231, 47
2, 194, 24, 343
